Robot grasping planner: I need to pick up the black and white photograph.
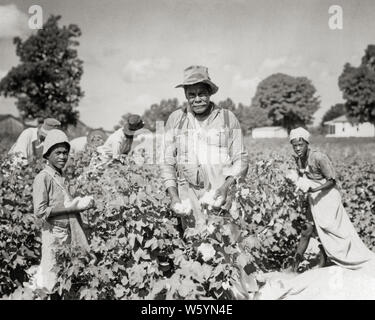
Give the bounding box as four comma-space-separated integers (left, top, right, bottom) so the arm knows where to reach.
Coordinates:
1, 0, 375, 304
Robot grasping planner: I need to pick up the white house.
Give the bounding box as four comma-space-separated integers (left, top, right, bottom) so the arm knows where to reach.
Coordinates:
252, 126, 288, 139
324, 115, 375, 138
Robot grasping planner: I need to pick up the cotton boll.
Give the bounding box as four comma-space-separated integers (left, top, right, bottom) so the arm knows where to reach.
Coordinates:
201, 190, 216, 206
65, 196, 94, 210
77, 196, 94, 210
173, 199, 192, 215
181, 199, 192, 213
230, 202, 239, 219
295, 177, 313, 193
201, 190, 224, 209
197, 243, 216, 262
240, 188, 250, 197
285, 170, 299, 184
207, 223, 215, 234
213, 196, 223, 208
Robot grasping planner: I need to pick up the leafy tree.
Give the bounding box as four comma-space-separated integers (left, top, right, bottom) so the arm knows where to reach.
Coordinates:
0, 15, 84, 128
361, 44, 375, 72
218, 98, 236, 112
217, 99, 270, 133
321, 103, 347, 126
251, 73, 320, 132
338, 45, 375, 124
236, 103, 271, 133
141, 98, 180, 131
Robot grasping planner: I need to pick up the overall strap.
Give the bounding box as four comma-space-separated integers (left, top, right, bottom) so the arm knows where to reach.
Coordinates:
223, 108, 230, 129
178, 108, 188, 130
176, 109, 188, 181
222, 108, 233, 149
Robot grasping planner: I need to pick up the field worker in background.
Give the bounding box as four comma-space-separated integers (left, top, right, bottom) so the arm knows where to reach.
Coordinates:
69, 136, 88, 154
70, 130, 108, 155
289, 127, 375, 275
95, 114, 144, 165
161, 65, 249, 231
32, 129, 93, 293
8, 118, 61, 164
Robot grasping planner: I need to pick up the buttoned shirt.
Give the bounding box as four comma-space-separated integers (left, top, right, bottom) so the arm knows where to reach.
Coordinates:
293, 148, 336, 181
33, 165, 70, 228
161, 104, 249, 190
97, 128, 133, 159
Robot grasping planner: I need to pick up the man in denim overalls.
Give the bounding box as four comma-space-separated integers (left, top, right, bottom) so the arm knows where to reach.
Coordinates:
161, 65, 248, 231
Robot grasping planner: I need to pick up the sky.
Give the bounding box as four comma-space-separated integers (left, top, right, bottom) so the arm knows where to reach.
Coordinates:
0, 0, 374, 130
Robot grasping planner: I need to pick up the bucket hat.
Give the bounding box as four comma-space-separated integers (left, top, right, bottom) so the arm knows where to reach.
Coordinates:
42, 129, 70, 158
175, 65, 218, 95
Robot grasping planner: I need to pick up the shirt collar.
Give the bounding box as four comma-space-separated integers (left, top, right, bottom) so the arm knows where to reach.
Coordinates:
186, 102, 221, 124
44, 164, 63, 177
293, 148, 312, 167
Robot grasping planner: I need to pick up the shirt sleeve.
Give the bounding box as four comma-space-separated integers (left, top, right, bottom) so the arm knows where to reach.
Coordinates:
111, 138, 123, 159
160, 112, 179, 190
8, 129, 32, 160
227, 111, 249, 179
33, 173, 53, 222
316, 152, 336, 181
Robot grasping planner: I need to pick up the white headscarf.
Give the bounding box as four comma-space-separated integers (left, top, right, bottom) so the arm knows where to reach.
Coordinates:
289, 127, 310, 143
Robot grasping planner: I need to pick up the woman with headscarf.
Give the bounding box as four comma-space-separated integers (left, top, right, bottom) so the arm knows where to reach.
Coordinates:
252, 128, 375, 300
32, 129, 93, 293
288, 127, 375, 274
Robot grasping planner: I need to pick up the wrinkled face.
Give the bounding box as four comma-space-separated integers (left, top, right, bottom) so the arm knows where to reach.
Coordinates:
47, 144, 69, 170
291, 138, 308, 158
185, 83, 211, 115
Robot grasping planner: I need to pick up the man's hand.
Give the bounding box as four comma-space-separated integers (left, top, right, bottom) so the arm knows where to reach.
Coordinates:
167, 187, 181, 214
213, 176, 235, 208
213, 185, 228, 208
307, 187, 316, 194
170, 196, 182, 212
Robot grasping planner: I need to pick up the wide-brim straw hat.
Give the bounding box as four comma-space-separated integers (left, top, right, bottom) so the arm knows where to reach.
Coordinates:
175, 65, 218, 95
42, 129, 70, 158
123, 114, 144, 136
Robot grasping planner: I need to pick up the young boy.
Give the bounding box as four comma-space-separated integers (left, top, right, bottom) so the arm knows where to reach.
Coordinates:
33, 129, 90, 293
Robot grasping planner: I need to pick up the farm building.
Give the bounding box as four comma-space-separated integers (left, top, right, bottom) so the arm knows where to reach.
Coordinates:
0, 114, 25, 137
252, 126, 288, 139
324, 115, 375, 137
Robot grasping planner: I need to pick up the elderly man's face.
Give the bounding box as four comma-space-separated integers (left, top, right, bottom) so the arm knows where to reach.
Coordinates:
185, 83, 211, 115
